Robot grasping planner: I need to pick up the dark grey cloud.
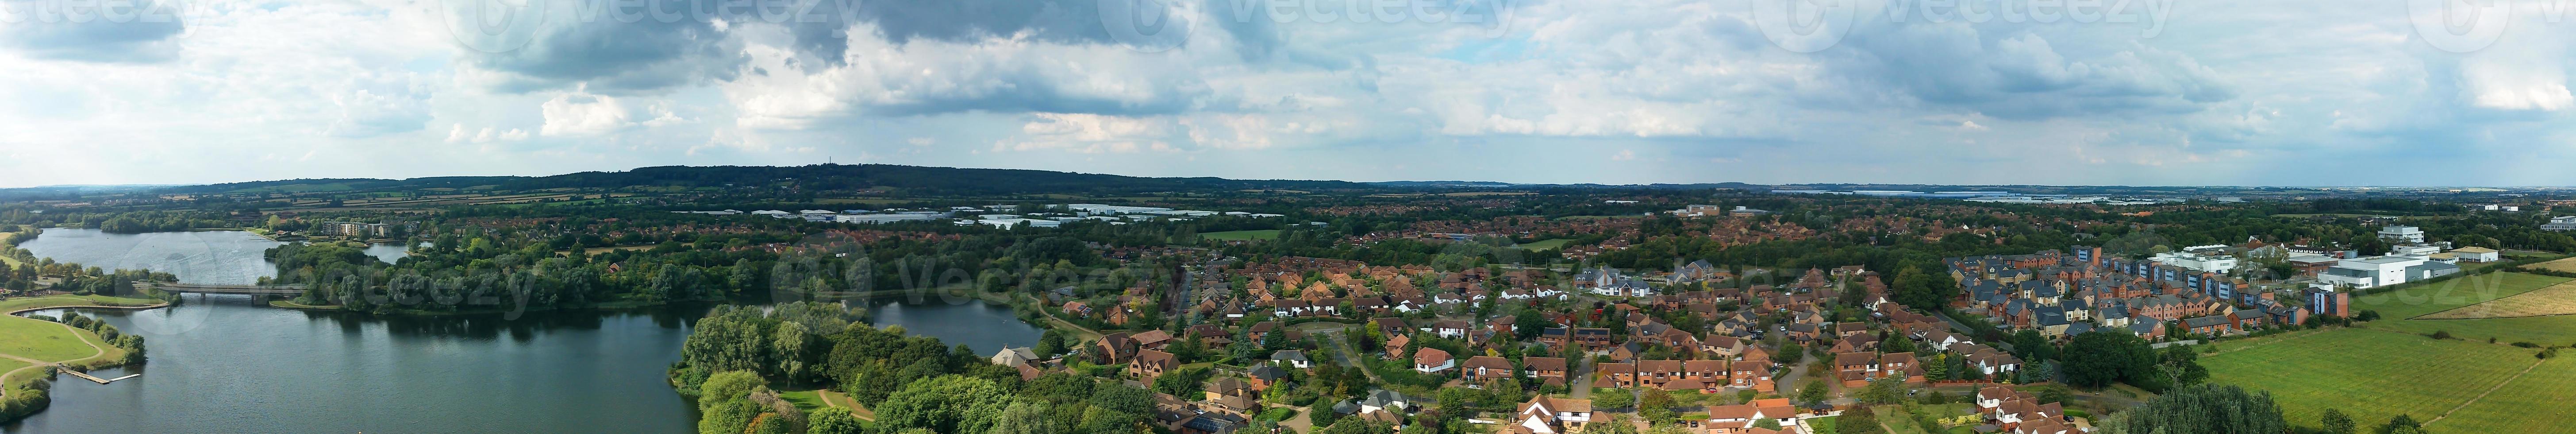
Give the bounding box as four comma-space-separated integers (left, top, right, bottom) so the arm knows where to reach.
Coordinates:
459, 0, 743, 93
1827, 23, 2235, 120
861, 77, 1215, 117
775, 0, 1286, 65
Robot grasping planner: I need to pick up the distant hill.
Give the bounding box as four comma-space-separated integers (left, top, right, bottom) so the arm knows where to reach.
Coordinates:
1371, 181, 1772, 191
145, 164, 1379, 197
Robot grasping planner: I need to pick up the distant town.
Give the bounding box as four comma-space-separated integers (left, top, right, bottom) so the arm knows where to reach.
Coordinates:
4, 164, 2575, 434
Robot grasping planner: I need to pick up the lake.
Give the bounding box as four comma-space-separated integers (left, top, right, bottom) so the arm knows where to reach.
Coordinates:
362, 241, 421, 264
15, 229, 283, 284
4, 229, 1048, 433
864, 299, 1046, 356
4, 298, 706, 434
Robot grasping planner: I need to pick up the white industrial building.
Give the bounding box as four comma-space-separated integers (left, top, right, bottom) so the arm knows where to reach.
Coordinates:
2317, 256, 2460, 289
2545, 216, 2576, 232
834, 214, 942, 224
2451, 247, 2502, 263
2389, 244, 2445, 258
976, 218, 1062, 229
1059, 204, 1175, 215
2153, 251, 2240, 274
2380, 225, 2426, 244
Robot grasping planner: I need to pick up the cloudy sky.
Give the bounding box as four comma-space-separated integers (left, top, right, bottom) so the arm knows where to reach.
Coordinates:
4, 0, 2576, 188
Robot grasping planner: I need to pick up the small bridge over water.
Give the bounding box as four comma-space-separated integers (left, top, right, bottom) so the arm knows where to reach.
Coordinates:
142, 282, 308, 296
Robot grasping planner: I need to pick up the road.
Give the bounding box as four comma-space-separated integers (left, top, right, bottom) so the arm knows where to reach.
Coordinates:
1568, 356, 1594, 399
1932, 310, 2015, 353
1309, 327, 1382, 382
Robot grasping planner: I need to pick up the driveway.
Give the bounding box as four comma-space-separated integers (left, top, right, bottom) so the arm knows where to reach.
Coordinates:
1568, 356, 1594, 399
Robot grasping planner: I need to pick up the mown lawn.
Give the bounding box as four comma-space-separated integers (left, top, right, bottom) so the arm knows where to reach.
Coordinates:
1804, 415, 1838, 434
0, 358, 31, 387
0, 315, 104, 361
2428, 355, 2576, 434
1200, 230, 1282, 241
779, 389, 828, 413
2203, 328, 2539, 431
2354, 272, 2576, 344
0, 294, 165, 314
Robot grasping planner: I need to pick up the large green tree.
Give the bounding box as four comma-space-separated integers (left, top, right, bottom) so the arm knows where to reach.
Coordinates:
807, 407, 863, 434
2100, 384, 2288, 434
2060, 331, 2154, 389
876, 375, 1013, 434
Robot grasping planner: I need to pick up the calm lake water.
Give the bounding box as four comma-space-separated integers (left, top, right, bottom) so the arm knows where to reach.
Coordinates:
363, 242, 419, 264
4, 299, 706, 434
16, 229, 283, 284
5, 229, 1044, 433
864, 299, 1046, 356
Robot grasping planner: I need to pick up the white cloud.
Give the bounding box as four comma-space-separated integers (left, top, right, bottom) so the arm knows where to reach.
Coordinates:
540, 92, 638, 136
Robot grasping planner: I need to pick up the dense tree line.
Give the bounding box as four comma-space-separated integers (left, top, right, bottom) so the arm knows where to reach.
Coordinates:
673, 302, 1164, 434
2096, 384, 2288, 434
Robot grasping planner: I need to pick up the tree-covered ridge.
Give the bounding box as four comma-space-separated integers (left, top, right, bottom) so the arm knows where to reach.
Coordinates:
132, 164, 1376, 198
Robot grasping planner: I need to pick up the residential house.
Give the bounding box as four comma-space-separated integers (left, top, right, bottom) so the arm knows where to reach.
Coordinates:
1510, 396, 1596, 434
1271, 350, 1313, 369
1462, 356, 1515, 384
1524, 356, 1571, 386
1131, 349, 1179, 382
1413, 347, 1456, 373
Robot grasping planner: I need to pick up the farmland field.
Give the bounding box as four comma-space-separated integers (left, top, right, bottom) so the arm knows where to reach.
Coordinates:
1516, 239, 1574, 251
2530, 256, 2576, 274
2203, 328, 2539, 431
2418, 280, 2576, 319
2426, 356, 2576, 434
2352, 272, 2576, 344
1201, 230, 1282, 241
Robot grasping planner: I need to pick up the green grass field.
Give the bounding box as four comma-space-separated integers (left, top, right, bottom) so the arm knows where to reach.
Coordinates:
1872, 406, 1933, 434
2353, 272, 2576, 344
0, 294, 166, 314
2427, 356, 2576, 434
1515, 239, 1573, 251
0, 316, 103, 362
1200, 230, 1282, 241
2204, 328, 2541, 431
1804, 415, 1838, 434
779, 389, 827, 413
226, 182, 359, 194
0, 359, 31, 386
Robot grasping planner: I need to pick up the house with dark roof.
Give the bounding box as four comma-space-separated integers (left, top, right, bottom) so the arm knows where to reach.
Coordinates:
1270, 350, 1311, 369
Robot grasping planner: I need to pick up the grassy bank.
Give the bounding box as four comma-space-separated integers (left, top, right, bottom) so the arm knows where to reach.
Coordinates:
1200, 230, 1282, 241
0, 294, 168, 315
0, 296, 150, 421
